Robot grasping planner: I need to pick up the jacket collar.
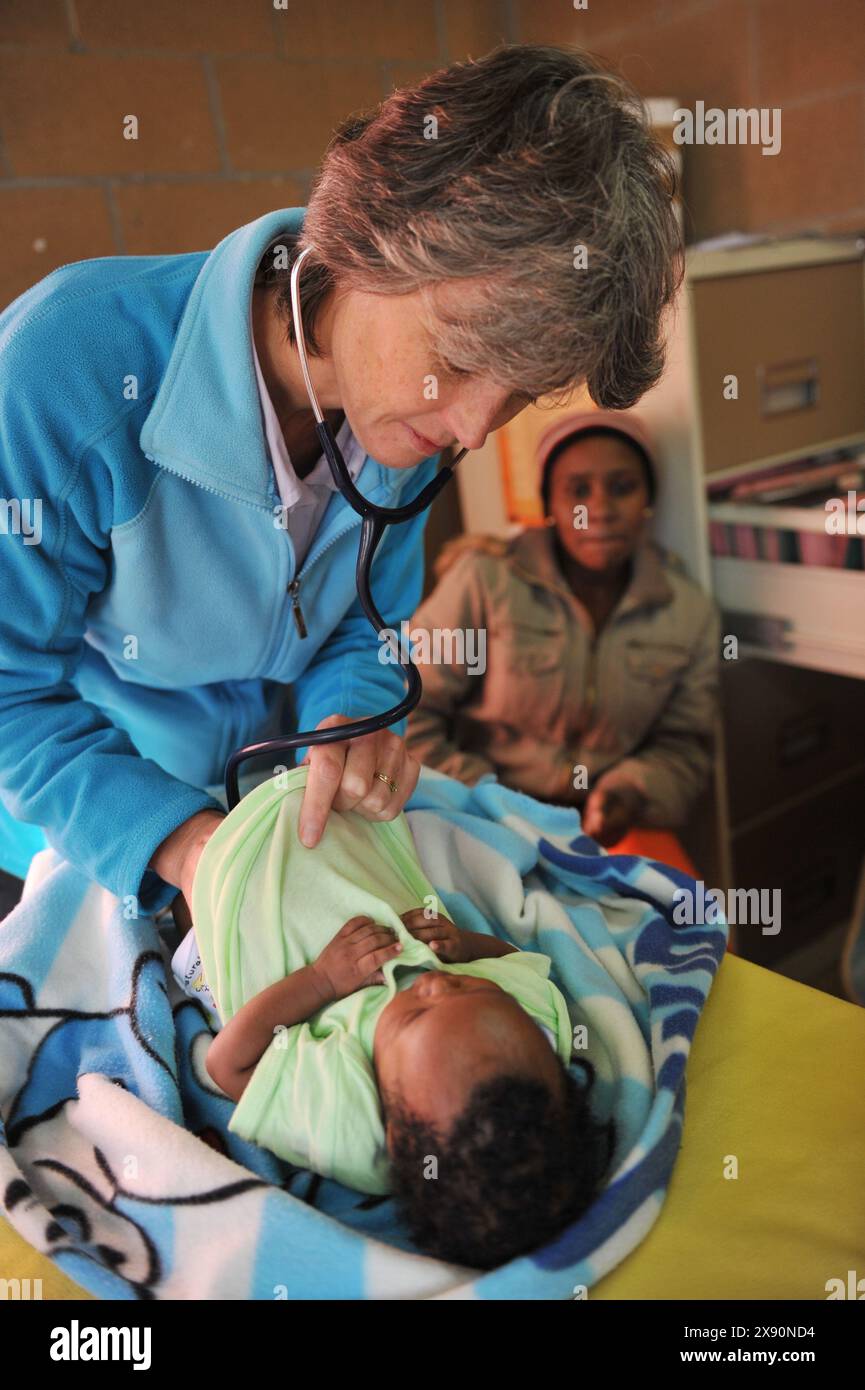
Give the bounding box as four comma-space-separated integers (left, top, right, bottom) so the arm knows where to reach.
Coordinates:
140, 207, 413, 509
508, 525, 674, 614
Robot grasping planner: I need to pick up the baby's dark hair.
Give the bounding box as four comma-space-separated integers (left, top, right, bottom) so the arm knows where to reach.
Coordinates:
385, 1063, 614, 1270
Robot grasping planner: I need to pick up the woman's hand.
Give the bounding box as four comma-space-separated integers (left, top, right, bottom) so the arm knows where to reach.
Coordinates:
581, 782, 646, 847
311, 914, 404, 1000
150, 808, 227, 903
297, 717, 420, 849
398, 907, 470, 963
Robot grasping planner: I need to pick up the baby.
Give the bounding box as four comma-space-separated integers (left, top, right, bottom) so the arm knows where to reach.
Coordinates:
171, 769, 612, 1269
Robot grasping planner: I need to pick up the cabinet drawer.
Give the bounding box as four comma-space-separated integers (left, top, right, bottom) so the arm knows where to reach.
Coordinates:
721, 658, 865, 826
730, 770, 865, 967
691, 260, 865, 476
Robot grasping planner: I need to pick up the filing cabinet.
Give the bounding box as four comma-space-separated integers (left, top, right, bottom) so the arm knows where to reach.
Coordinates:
679, 240, 865, 949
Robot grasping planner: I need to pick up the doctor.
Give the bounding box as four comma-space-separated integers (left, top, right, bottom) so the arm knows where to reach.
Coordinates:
0, 43, 681, 915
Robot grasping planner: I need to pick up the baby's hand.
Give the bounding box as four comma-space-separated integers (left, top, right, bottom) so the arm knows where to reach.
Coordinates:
399, 907, 469, 963
312, 915, 403, 1000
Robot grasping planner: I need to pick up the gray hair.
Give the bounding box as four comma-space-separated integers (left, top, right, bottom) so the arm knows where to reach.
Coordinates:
256, 43, 683, 410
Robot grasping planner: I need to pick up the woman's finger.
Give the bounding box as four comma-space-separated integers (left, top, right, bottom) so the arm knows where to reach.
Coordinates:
339, 729, 400, 817
298, 722, 420, 841
332, 731, 379, 813
387, 742, 421, 816
362, 735, 420, 821
580, 788, 606, 837
298, 716, 350, 847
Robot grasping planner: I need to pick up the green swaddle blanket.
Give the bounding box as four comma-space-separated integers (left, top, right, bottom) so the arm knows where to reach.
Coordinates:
190, 767, 573, 1194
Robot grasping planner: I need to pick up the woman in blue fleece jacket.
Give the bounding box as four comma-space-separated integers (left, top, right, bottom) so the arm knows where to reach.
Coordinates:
0, 44, 681, 913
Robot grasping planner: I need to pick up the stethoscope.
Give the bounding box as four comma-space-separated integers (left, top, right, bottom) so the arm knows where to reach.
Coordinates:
224, 245, 469, 810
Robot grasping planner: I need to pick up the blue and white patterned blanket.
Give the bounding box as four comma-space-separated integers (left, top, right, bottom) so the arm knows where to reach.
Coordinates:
0, 768, 726, 1299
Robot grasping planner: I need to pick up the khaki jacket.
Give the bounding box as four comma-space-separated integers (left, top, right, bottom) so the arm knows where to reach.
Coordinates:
406, 527, 720, 828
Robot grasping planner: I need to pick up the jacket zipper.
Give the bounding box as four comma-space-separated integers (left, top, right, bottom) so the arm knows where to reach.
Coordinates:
287, 578, 308, 639
282, 518, 359, 643
145, 451, 383, 656
145, 451, 307, 633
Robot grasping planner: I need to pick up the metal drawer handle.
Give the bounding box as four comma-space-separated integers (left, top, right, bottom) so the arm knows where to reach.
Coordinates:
778, 710, 829, 766
757, 357, 819, 416
721, 610, 794, 650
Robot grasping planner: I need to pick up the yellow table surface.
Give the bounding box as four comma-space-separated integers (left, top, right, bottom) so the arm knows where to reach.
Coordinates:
2, 952, 863, 1300
595, 951, 865, 1299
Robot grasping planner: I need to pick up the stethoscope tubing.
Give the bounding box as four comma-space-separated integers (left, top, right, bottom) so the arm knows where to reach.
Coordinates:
223, 244, 467, 809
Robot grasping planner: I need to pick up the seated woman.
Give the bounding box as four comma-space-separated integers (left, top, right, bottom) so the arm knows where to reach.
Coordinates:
406, 411, 721, 866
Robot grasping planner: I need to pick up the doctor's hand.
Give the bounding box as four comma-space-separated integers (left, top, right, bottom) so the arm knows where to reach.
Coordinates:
297, 715, 420, 849
150, 808, 227, 905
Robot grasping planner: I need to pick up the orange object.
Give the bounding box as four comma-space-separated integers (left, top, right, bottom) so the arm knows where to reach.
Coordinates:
604, 828, 698, 878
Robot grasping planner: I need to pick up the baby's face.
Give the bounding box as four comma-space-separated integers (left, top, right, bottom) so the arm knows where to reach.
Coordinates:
372, 970, 562, 1137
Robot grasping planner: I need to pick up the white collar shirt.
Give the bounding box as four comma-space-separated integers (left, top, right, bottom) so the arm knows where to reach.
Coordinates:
251, 328, 366, 574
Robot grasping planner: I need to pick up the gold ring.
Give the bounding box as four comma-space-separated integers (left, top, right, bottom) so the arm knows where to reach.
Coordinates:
375, 770, 399, 796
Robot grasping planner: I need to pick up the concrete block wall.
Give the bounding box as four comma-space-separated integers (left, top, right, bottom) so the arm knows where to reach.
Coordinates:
2, 1, 861, 308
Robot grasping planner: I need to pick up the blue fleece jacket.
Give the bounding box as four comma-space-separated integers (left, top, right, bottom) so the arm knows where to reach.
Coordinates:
0, 207, 439, 912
